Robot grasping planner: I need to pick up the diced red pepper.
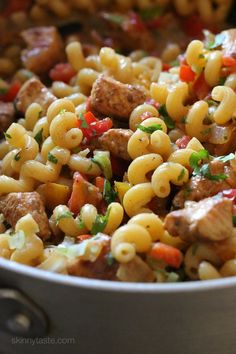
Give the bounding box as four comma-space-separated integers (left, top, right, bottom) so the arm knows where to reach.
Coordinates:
149, 242, 183, 268
0, 81, 21, 102
95, 176, 105, 193
176, 135, 191, 149
222, 56, 236, 67
162, 63, 171, 72
90, 118, 113, 135
49, 63, 76, 84
68, 172, 102, 215
193, 72, 211, 100
77, 111, 113, 141
180, 64, 196, 83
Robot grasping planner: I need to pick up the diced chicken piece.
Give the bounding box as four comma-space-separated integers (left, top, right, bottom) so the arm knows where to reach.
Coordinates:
67, 236, 118, 280
222, 29, 236, 58
116, 256, 155, 282
173, 160, 232, 209
15, 78, 56, 115
0, 192, 51, 240
21, 26, 64, 75
0, 102, 14, 133
91, 75, 147, 120
165, 197, 233, 243
93, 128, 132, 161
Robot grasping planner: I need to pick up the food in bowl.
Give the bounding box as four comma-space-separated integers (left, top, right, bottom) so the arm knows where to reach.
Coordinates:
0, 0, 236, 283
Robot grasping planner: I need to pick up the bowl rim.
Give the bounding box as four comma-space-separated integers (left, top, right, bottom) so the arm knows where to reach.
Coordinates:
1, 257, 236, 294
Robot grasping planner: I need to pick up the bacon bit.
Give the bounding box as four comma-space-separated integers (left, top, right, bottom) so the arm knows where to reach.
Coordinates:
176, 135, 191, 149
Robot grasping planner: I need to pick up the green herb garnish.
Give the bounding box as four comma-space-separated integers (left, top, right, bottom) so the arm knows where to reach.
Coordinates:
91, 207, 111, 235
189, 150, 226, 181
14, 151, 21, 161
77, 218, 86, 230
189, 149, 210, 172
206, 32, 225, 50
103, 180, 118, 204
233, 216, 236, 227
56, 211, 73, 224
79, 113, 89, 128
139, 5, 163, 21
158, 104, 175, 129
177, 168, 185, 181
4, 132, 11, 139
92, 151, 112, 180
34, 128, 44, 145
183, 186, 193, 198
137, 124, 162, 134
103, 13, 125, 25
0, 87, 8, 95
196, 163, 227, 181
48, 152, 58, 164
106, 252, 115, 266
218, 77, 226, 86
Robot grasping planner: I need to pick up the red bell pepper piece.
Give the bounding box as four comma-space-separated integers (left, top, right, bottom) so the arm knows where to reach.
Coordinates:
180, 64, 196, 83
49, 63, 76, 84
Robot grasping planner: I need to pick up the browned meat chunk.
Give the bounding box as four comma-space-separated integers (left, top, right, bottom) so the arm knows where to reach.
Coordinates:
93, 128, 132, 161
15, 78, 56, 115
21, 26, 64, 75
91, 75, 147, 120
0, 192, 51, 240
116, 256, 155, 282
0, 102, 14, 133
173, 160, 233, 209
67, 236, 118, 280
165, 197, 233, 243
222, 29, 236, 58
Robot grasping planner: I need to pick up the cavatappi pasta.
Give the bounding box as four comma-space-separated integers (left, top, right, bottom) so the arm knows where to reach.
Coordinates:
1, 2, 236, 283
